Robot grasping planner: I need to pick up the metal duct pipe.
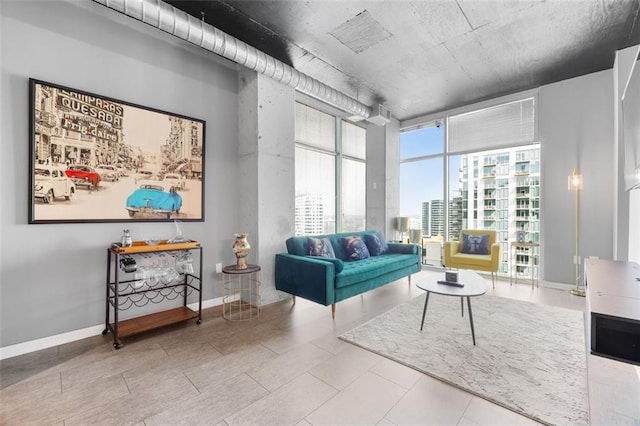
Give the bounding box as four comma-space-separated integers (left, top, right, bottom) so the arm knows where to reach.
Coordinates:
92, 0, 372, 119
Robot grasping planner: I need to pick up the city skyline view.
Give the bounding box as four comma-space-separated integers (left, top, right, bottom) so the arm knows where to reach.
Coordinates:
399, 126, 461, 217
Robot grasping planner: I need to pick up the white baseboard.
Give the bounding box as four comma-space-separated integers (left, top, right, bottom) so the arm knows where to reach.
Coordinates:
0, 324, 107, 361
0, 296, 225, 361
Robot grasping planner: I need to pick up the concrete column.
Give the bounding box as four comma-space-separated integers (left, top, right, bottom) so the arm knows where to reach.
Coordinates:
238, 69, 295, 304
366, 118, 400, 240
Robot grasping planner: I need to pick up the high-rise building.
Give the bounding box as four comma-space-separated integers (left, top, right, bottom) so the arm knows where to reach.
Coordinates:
431, 200, 444, 237
421, 200, 444, 238
459, 146, 540, 275
449, 196, 463, 237
421, 202, 430, 236
295, 193, 324, 236
422, 198, 463, 239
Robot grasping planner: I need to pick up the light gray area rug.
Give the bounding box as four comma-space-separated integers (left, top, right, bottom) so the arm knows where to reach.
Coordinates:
340, 294, 588, 425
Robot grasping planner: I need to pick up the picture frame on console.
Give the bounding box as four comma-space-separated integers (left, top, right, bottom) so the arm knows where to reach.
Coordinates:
28, 78, 206, 224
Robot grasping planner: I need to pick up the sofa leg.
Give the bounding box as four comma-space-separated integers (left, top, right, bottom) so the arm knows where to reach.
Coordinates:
491, 272, 495, 289
292, 295, 296, 305
408, 275, 412, 286
331, 303, 336, 319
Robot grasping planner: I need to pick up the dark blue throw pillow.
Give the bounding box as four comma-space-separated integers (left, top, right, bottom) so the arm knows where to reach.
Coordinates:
307, 237, 336, 258
461, 233, 490, 255
341, 235, 370, 261
364, 231, 389, 256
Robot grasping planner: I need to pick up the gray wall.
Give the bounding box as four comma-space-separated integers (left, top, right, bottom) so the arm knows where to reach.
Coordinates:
539, 69, 614, 284
0, 1, 242, 347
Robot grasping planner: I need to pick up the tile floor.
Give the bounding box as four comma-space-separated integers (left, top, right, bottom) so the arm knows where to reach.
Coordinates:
0, 269, 588, 425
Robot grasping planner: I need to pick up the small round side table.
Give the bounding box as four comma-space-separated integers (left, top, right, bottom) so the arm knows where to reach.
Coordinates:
221, 264, 261, 321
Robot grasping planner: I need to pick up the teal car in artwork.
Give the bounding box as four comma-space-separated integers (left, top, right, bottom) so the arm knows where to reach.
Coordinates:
125, 180, 182, 218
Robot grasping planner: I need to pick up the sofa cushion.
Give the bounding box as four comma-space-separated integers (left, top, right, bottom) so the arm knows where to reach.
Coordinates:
461, 232, 490, 254
364, 231, 389, 256
449, 252, 494, 268
341, 235, 370, 261
335, 253, 417, 288
307, 237, 336, 258
304, 255, 344, 273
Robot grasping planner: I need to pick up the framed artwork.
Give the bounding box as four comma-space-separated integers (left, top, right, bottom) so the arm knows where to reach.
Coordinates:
29, 78, 205, 223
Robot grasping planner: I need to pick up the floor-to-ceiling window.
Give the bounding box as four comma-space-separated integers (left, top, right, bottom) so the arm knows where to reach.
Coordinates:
399, 123, 444, 240
340, 120, 367, 231
294, 102, 366, 236
400, 96, 539, 277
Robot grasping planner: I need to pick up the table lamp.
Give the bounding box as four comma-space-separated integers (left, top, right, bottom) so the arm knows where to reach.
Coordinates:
395, 217, 409, 243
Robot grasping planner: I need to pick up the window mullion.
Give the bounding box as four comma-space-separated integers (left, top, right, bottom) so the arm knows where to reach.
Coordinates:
335, 117, 342, 232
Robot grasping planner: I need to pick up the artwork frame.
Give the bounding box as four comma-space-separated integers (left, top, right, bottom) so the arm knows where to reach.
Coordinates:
28, 78, 205, 224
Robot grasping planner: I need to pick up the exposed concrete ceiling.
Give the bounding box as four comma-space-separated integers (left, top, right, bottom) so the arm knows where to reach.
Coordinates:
166, 0, 640, 122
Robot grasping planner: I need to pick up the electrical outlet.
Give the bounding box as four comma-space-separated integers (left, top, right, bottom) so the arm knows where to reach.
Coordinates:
216, 263, 222, 273
573, 256, 581, 265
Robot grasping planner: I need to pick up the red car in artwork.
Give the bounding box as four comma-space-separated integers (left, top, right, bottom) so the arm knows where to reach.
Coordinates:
65, 164, 101, 189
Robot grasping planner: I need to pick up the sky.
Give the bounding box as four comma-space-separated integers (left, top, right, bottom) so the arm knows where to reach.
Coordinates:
122, 105, 172, 155
399, 126, 461, 217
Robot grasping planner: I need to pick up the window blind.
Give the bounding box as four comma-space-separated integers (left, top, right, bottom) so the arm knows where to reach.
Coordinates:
448, 98, 535, 153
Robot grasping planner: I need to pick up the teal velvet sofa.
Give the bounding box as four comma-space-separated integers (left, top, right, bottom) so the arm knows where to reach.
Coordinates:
275, 230, 421, 318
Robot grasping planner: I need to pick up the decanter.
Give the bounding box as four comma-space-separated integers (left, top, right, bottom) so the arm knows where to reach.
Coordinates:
121, 229, 132, 247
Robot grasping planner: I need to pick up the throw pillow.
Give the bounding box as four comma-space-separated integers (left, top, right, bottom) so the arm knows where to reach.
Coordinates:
364, 231, 389, 256
341, 235, 370, 261
460, 233, 490, 255
307, 237, 336, 258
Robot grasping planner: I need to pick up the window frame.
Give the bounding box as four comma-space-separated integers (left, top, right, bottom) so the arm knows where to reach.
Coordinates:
294, 101, 367, 235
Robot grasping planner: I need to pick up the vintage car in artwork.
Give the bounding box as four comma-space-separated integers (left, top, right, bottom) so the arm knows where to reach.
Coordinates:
163, 172, 186, 190
134, 169, 157, 184
34, 165, 76, 203
125, 180, 182, 218
115, 164, 128, 177
65, 164, 101, 189
95, 164, 119, 182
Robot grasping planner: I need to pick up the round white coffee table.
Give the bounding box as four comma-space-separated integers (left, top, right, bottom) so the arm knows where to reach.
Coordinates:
416, 270, 487, 345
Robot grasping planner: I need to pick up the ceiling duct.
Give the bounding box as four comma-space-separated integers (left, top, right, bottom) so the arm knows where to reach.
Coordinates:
367, 104, 391, 126
91, 0, 373, 121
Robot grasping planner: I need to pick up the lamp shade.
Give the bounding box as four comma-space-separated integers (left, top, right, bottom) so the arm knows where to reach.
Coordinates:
394, 217, 409, 232
409, 229, 423, 244
568, 169, 583, 190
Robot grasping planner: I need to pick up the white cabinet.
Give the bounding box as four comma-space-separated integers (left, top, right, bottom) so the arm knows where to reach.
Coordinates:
423, 240, 442, 266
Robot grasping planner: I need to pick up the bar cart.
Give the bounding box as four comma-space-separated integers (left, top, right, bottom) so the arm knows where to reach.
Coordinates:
103, 240, 203, 349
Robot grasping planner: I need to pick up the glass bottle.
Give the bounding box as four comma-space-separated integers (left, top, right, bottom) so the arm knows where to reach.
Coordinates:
121, 229, 132, 247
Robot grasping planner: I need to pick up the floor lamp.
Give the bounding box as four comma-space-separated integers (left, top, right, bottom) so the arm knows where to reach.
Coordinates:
568, 169, 585, 297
